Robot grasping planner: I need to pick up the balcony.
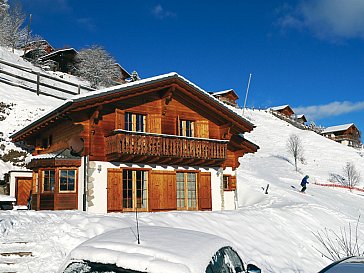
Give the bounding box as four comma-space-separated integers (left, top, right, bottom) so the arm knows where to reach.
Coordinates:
105, 130, 228, 166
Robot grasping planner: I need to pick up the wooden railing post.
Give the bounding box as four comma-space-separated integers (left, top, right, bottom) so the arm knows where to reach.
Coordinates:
36, 72, 40, 96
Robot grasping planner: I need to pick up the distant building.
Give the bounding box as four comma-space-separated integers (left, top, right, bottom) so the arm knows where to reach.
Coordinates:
296, 114, 307, 124
210, 89, 239, 107
269, 105, 295, 118
321, 123, 361, 148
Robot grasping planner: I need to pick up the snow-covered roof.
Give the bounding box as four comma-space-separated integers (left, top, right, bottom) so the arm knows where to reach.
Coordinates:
212, 89, 236, 96
39, 48, 77, 60
296, 114, 305, 119
270, 105, 290, 111
62, 226, 235, 273
321, 123, 355, 134
31, 149, 80, 160
11, 72, 255, 139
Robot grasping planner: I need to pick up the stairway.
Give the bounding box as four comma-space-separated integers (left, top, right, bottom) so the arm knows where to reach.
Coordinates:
0, 241, 34, 273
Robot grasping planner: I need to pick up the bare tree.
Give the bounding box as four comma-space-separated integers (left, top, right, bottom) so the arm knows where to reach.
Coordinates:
0, 1, 27, 52
329, 162, 361, 188
313, 216, 363, 261
286, 134, 304, 171
74, 45, 121, 89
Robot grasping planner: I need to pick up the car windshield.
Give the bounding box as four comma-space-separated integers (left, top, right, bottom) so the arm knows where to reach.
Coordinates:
205, 246, 245, 273
63, 261, 143, 273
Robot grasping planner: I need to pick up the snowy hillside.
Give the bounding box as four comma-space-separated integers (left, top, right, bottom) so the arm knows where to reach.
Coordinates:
1, 48, 364, 272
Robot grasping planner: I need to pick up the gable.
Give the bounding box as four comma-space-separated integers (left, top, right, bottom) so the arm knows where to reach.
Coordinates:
12, 73, 255, 142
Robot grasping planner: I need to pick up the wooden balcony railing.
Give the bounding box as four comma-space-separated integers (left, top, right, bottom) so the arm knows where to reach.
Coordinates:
105, 130, 228, 165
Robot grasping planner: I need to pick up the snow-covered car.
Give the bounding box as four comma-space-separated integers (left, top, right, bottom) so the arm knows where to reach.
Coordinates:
318, 256, 364, 273
0, 194, 16, 210
59, 226, 261, 273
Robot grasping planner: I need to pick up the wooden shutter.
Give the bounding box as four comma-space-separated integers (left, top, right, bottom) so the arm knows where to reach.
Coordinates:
115, 109, 124, 130
230, 176, 237, 191
107, 169, 123, 212
196, 120, 209, 138
148, 114, 162, 134
149, 171, 176, 211
198, 172, 212, 210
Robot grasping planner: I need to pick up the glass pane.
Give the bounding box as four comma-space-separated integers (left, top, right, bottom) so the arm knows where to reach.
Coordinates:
60, 170, 67, 191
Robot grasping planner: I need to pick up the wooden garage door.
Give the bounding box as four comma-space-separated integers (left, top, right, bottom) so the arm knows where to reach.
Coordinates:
107, 169, 122, 212
16, 177, 32, 206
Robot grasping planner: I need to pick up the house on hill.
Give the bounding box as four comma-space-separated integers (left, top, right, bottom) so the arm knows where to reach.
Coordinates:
11, 72, 259, 213
210, 89, 239, 107
321, 123, 361, 148
269, 105, 295, 118
295, 114, 307, 125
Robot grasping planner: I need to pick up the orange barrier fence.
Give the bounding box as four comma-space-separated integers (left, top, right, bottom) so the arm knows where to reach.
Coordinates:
314, 183, 364, 192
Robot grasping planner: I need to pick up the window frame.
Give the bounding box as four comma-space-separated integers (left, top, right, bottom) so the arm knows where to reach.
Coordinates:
42, 169, 55, 193
223, 175, 232, 191
122, 168, 149, 212
59, 168, 77, 193
176, 171, 198, 210
178, 119, 195, 137
125, 112, 147, 132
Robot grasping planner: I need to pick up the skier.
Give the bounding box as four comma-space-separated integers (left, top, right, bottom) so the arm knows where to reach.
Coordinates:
300, 175, 309, 193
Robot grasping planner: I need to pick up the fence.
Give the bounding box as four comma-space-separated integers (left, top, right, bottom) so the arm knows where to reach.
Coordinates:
0, 58, 95, 100
314, 182, 364, 193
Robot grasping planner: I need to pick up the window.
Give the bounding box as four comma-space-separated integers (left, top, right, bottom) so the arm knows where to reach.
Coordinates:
43, 170, 55, 192
125, 112, 146, 132
59, 169, 76, 192
223, 175, 231, 191
123, 169, 148, 211
176, 172, 197, 210
179, 120, 194, 137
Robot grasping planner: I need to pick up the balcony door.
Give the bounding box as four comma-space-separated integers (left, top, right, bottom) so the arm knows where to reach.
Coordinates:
122, 169, 148, 211
176, 172, 197, 210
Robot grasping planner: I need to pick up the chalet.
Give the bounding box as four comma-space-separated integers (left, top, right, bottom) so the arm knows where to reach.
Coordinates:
210, 89, 239, 107
269, 105, 295, 118
11, 72, 259, 213
321, 123, 361, 148
114, 63, 132, 84
38, 48, 78, 73
22, 40, 54, 60
296, 114, 307, 124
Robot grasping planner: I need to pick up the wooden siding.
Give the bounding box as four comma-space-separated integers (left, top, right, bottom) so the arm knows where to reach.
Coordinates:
56, 193, 77, 210
39, 194, 54, 210
149, 170, 177, 211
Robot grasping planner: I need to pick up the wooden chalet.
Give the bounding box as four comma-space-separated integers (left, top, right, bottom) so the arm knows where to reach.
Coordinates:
11, 72, 259, 213
270, 105, 295, 118
210, 89, 239, 107
38, 48, 78, 73
296, 114, 307, 124
114, 63, 132, 84
321, 123, 361, 148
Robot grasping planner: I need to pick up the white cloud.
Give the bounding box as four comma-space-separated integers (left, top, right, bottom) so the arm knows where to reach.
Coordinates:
294, 101, 364, 120
277, 0, 364, 40
152, 4, 176, 20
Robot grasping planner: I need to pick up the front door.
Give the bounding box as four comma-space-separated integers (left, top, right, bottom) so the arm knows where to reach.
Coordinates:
16, 177, 32, 206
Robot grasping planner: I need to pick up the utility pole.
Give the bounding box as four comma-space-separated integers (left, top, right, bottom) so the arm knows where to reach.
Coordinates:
24, 14, 32, 55
242, 73, 252, 116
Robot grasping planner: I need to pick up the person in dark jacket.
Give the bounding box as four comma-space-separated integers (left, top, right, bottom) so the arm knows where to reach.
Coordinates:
300, 175, 309, 193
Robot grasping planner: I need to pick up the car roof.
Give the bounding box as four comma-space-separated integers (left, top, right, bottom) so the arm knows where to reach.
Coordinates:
63, 226, 235, 273
319, 256, 364, 273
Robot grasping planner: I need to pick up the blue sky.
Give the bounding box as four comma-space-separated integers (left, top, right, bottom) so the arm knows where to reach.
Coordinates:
20, 0, 364, 133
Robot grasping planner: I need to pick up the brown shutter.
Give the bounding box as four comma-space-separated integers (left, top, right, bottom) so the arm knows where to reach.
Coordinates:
107, 168, 123, 212
115, 109, 124, 130
230, 176, 237, 191
149, 170, 176, 211
148, 114, 162, 134
196, 120, 209, 138
198, 172, 212, 210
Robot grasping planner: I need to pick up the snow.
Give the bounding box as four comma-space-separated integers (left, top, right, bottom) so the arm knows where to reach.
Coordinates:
269, 104, 290, 111
1, 47, 364, 273
0, 193, 15, 201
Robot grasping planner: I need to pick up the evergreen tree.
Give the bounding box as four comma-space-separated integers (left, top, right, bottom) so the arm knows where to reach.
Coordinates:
74, 45, 121, 89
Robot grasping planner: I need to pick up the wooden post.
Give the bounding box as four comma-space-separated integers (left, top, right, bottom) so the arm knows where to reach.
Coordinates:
78, 84, 81, 94
36, 72, 40, 96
